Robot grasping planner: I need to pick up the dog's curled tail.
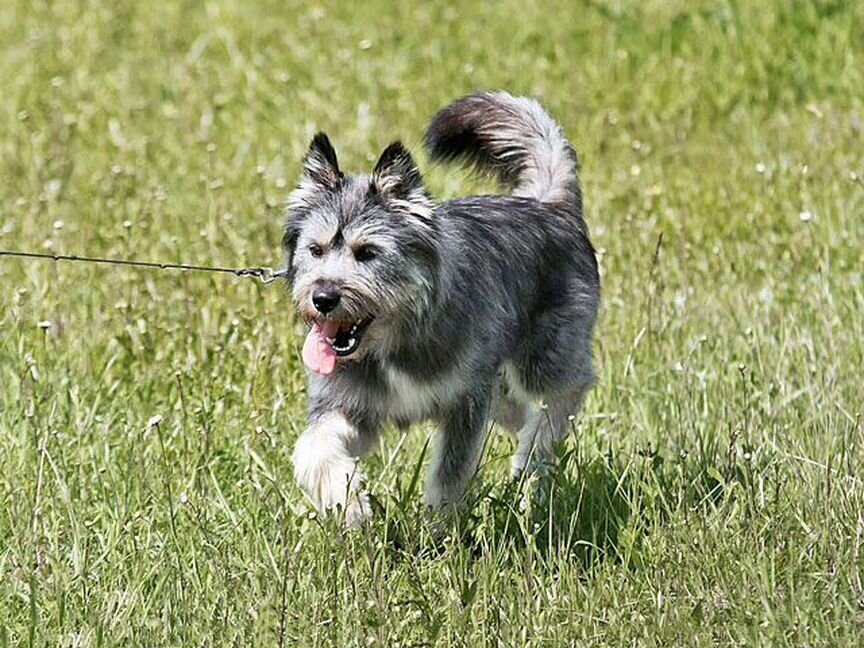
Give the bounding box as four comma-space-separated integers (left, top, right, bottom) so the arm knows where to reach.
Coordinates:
424, 91, 581, 210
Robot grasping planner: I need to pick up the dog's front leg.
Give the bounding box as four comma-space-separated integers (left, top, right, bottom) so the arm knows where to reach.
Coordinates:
292, 411, 376, 526
425, 387, 492, 508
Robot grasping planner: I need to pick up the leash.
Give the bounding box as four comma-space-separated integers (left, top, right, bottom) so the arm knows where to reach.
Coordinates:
0, 249, 289, 284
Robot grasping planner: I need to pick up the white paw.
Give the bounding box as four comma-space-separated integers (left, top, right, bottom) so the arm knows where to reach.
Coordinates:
292, 419, 370, 526
424, 479, 445, 509
341, 492, 372, 528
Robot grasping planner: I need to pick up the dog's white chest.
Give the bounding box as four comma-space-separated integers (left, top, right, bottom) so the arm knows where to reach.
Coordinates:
384, 365, 461, 423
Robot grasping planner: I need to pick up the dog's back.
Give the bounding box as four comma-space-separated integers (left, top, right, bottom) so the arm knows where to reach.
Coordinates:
423, 91, 599, 477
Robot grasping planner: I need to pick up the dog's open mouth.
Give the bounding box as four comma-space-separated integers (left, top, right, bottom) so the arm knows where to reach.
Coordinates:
324, 317, 373, 357
302, 317, 373, 375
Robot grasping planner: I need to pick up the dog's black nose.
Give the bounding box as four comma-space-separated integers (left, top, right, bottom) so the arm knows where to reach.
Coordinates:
312, 288, 341, 314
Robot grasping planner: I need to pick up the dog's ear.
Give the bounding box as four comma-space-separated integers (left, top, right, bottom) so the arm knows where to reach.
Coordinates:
301, 132, 342, 188
288, 133, 343, 211
283, 134, 340, 280
371, 142, 428, 204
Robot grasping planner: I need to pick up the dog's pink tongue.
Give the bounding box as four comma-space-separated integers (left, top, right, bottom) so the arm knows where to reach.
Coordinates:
302, 322, 339, 375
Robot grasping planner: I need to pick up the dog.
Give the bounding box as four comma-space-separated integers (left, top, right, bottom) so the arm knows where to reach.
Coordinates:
283, 91, 599, 525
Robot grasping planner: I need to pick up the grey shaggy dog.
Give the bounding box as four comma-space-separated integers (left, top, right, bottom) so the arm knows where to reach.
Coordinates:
284, 91, 599, 525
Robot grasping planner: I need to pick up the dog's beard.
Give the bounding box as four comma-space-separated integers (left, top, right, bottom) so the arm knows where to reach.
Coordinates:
292, 277, 380, 375
292, 259, 436, 375
296, 287, 432, 375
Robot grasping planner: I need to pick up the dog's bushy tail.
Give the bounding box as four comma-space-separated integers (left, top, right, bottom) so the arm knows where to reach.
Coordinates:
424, 91, 581, 211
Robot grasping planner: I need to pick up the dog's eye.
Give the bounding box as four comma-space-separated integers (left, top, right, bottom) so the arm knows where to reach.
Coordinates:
308, 244, 324, 258
354, 245, 378, 262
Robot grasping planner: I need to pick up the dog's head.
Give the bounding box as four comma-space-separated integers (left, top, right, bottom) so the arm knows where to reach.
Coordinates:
283, 133, 438, 369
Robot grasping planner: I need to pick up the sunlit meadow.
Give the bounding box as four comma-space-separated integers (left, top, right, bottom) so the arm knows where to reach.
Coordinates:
1, 1, 862, 646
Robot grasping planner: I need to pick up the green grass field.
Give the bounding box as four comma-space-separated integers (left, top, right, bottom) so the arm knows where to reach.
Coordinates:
1, 0, 863, 645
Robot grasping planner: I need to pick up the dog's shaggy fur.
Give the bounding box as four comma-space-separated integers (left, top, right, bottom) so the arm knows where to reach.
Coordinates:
284, 91, 599, 525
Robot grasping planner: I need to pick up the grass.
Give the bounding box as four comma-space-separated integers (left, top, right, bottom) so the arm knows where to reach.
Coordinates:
1, 0, 863, 645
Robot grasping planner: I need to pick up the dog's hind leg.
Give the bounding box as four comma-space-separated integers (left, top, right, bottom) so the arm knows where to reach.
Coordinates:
493, 376, 530, 434
292, 411, 378, 527
505, 290, 597, 477
425, 386, 493, 508
510, 384, 590, 477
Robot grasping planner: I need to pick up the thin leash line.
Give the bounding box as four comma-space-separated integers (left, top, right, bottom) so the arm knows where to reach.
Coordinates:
0, 249, 289, 284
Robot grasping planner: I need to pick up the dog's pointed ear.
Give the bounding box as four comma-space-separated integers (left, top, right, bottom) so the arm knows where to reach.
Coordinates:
371, 142, 427, 202
300, 132, 342, 189
288, 133, 343, 211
